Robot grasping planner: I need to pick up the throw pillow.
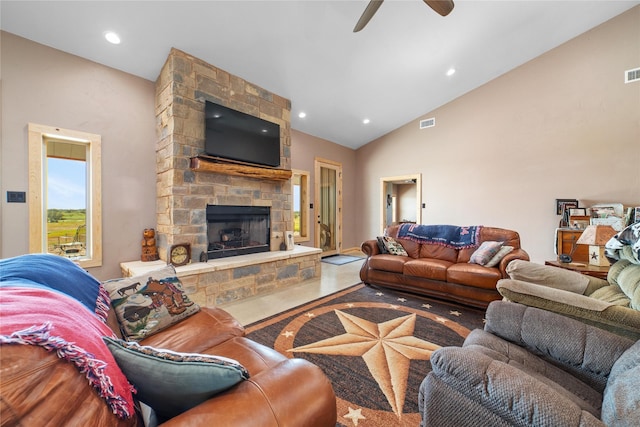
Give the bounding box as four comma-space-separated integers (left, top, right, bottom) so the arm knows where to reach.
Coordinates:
103, 337, 249, 421
484, 245, 514, 268
103, 265, 199, 340
376, 236, 390, 254
380, 236, 408, 256
469, 241, 503, 266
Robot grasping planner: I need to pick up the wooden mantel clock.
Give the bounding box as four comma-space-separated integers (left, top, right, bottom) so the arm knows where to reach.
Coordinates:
168, 243, 191, 267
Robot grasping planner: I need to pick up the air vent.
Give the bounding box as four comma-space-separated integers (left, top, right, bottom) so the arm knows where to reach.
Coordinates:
419, 118, 435, 129
625, 67, 640, 84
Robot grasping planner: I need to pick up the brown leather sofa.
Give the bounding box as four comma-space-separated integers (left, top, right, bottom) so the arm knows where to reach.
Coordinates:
0, 265, 337, 426
360, 225, 529, 308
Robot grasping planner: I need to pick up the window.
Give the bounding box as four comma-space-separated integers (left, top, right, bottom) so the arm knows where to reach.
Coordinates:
291, 169, 309, 243
28, 123, 102, 267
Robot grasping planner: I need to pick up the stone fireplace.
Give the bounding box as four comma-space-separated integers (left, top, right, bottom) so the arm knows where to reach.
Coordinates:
155, 47, 292, 260
145, 48, 320, 306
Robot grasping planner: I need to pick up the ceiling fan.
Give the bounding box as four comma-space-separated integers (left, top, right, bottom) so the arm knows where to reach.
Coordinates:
353, 0, 454, 32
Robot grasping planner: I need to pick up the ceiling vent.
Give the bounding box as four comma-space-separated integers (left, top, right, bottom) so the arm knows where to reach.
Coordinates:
625, 67, 640, 84
420, 118, 435, 129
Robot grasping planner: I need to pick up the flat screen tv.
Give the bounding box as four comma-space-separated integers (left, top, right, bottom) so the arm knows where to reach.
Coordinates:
204, 101, 281, 167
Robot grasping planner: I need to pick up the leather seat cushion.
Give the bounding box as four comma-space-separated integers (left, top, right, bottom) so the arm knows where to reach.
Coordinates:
404, 259, 452, 281
447, 263, 501, 289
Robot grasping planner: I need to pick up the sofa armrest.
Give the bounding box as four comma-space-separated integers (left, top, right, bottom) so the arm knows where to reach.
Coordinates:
159, 358, 336, 427
361, 239, 380, 257
497, 248, 529, 277
506, 260, 608, 295
483, 301, 635, 383
428, 346, 604, 427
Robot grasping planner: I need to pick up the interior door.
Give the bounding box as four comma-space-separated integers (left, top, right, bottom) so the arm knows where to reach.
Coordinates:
314, 158, 342, 256
380, 174, 422, 234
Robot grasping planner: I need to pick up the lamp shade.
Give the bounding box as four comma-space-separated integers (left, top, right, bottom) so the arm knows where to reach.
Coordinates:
576, 225, 617, 246
576, 225, 617, 266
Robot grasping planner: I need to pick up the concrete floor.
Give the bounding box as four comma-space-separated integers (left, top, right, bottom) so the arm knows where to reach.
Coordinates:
219, 255, 365, 325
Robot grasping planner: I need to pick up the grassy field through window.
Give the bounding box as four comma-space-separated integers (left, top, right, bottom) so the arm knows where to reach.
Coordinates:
47, 209, 86, 257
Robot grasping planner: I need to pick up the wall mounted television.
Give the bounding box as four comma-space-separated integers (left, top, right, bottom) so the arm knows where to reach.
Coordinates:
204, 100, 281, 167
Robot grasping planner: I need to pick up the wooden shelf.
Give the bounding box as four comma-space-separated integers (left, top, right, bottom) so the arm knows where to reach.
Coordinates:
190, 156, 292, 181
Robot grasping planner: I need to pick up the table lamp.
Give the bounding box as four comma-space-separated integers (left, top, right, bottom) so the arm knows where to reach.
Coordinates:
576, 225, 617, 266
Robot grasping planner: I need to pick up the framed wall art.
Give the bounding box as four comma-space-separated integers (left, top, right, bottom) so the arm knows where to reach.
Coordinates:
556, 199, 578, 215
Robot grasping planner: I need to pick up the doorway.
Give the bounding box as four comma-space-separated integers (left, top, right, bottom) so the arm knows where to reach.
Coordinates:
380, 174, 422, 234
314, 158, 342, 256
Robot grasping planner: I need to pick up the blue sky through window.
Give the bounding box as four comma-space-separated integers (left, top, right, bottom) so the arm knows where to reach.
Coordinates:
47, 157, 86, 209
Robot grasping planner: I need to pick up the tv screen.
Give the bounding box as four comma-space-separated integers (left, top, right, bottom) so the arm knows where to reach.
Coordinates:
204, 101, 281, 167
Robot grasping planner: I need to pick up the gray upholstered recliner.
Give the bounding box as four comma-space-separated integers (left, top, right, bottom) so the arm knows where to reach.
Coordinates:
419, 301, 639, 427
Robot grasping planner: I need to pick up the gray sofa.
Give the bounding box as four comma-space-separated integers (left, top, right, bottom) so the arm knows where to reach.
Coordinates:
419, 301, 639, 427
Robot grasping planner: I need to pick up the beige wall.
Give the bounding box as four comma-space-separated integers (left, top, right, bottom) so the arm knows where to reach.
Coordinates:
2, 5, 638, 278
1, 32, 157, 280
355, 7, 640, 263
290, 129, 358, 251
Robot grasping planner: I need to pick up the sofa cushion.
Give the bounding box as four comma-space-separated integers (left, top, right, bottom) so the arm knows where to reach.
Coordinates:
369, 254, 407, 273
103, 337, 249, 421
469, 241, 503, 266
463, 330, 603, 416
404, 258, 451, 281
429, 346, 601, 426
419, 243, 459, 263
103, 265, 200, 341
589, 284, 631, 306
447, 263, 502, 290
608, 260, 640, 310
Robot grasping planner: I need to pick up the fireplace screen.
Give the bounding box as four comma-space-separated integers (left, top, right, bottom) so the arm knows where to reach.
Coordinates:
206, 205, 270, 259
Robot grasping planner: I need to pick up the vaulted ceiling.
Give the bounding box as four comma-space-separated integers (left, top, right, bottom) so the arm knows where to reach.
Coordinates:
2, 1, 638, 149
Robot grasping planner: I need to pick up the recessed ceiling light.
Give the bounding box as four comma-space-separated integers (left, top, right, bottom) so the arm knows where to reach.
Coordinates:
363, 118, 370, 124
298, 112, 306, 118
104, 31, 121, 45
446, 68, 456, 76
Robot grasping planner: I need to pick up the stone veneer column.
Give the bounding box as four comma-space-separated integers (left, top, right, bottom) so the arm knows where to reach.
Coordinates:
155, 48, 292, 262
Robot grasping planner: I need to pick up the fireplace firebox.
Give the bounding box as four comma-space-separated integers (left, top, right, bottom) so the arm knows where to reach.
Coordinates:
206, 205, 270, 259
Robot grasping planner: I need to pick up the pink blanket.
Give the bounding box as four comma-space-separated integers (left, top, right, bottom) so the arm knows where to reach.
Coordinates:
0, 286, 135, 419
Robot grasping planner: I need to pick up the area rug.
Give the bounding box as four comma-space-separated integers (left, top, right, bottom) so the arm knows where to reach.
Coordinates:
245, 283, 486, 427
321, 255, 364, 265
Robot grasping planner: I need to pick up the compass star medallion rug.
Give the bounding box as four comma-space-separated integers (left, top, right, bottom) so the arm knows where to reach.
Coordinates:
245, 283, 486, 427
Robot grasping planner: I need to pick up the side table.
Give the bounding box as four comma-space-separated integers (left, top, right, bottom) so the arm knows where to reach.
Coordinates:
545, 259, 609, 279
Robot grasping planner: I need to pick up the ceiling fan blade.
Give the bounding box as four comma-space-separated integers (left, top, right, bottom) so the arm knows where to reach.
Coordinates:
424, 0, 454, 17
354, 0, 384, 32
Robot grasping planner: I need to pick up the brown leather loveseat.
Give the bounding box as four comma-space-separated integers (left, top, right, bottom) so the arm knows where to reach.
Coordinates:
0, 254, 337, 426
360, 224, 529, 308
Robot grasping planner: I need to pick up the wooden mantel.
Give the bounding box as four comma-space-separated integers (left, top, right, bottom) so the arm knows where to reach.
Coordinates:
190, 156, 292, 181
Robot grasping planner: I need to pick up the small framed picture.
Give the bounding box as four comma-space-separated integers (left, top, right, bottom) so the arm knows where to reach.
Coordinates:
556, 199, 578, 215
569, 208, 587, 216
635, 207, 640, 223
